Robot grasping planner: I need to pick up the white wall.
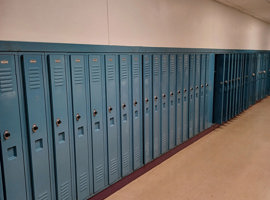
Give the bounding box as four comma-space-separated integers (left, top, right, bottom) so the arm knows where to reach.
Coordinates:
0, 0, 270, 50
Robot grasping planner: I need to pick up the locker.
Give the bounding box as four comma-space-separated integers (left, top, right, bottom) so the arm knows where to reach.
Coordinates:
204, 55, 210, 127
234, 54, 239, 116
169, 54, 176, 148
256, 54, 260, 101
152, 54, 161, 158
22, 54, 54, 200
89, 55, 108, 192
48, 54, 75, 199
0, 54, 29, 200
143, 54, 153, 163
223, 54, 230, 122
245, 54, 250, 109
161, 54, 169, 152
228, 54, 234, 120
251, 54, 257, 105
199, 55, 206, 132
231, 54, 237, 118
131, 54, 143, 169
119, 55, 132, 176
176, 54, 183, 145
194, 54, 201, 133
105, 55, 121, 183
183, 54, 189, 141
70, 55, 93, 199
188, 54, 195, 138
0, 165, 3, 200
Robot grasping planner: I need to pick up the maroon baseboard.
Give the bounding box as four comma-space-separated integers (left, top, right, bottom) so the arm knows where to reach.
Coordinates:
89, 124, 220, 200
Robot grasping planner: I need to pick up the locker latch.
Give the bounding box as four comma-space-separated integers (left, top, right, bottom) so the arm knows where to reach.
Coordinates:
162, 94, 166, 98
108, 106, 113, 112
134, 101, 138, 106
252, 73, 256, 77
32, 124, 39, 133
205, 83, 209, 87
177, 90, 180, 94
201, 85, 204, 88
184, 89, 187, 93
122, 104, 126, 109
154, 96, 158, 101
76, 114, 81, 121
3, 130, 10, 140
170, 92, 174, 96
56, 118, 62, 126
93, 110, 98, 117
145, 98, 149, 103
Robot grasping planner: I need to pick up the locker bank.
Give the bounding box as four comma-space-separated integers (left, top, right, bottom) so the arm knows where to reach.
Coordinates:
0, 0, 270, 199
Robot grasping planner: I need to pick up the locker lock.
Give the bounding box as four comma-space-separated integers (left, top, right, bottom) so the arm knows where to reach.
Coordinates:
56, 119, 62, 126
76, 113, 81, 121
162, 94, 166, 98
170, 92, 174, 96
205, 83, 209, 87
196, 86, 199, 89
264, 70, 266, 74
32, 124, 39, 133
184, 89, 187, 93
224, 80, 228, 84
190, 88, 193, 91
177, 90, 180, 94
145, 98, 149, 103
93, 109, 98, 117
252, 73, 256, 77
201, 85, 204, 88
122, 104, 126, 109
154, 96, 158, 101
134, 101, 138, 106
108, 106, 113, 112
3, 130, 10, 140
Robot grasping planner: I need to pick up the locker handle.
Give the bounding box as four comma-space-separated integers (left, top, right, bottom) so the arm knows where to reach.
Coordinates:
190, 88, 193, 91
162, 94, 166, 98
154, 96, 158, 101
264, 71, 266, 74
196, 86, 199, 89
76, 113, 81, 121
184, 89, 187, 93
3, 130, 10, 140
145, 98, 149, 103
134, 101, 138, 106
252, 73, 256, 77
108, 106, 113, 112
224, 80, 228, 84
205, 83, 209, 87
122, 104, 126, 109
170, 92, 174, 96
32, 124, 38, 133
177, 90, 180, 94
93, 110, 98, 117
56, 119, 62, 126
201, 85, 204, 88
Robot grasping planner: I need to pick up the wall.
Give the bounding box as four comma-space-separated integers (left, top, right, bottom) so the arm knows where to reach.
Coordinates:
0, 0, 270, 50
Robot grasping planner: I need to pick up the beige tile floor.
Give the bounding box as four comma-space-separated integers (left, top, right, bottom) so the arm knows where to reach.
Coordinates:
107, 96, 270, 200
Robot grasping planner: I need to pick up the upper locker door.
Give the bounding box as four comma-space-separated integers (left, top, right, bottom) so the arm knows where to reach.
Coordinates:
70, 55, 92, 199
161, 55, 169, 153
152, 55, 161, 158
89, 55, 108, 192
105, 55, 121, 184
176, 55, 183, 145
169, 55, 176, 149
0, 54, 28, 200
119, 55, 132, 176
199, 55, 205, 132
194, 54, 201, 133
48, 54, 75, 200
131, 54, 143, 170
22, 54, 54, 200
188, 55, 195, 138
143, 54, 153, 163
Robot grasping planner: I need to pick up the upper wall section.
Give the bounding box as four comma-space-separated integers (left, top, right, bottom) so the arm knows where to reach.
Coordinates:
0, 0, 270, 50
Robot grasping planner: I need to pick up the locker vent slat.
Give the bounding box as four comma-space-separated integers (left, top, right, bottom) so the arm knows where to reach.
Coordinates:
74, 64, 84, 85
107, 64, 115, 81
122, 152, 129, 168
53, 66, 64, 87
121, 61, 128, 80
0, 67, 13, 93
91, 64, 101, 83
109, 158, 118, 176
153, 57, 159, 76
79, 172, 88, 192
38, 192, 48, 200
60, 181, 70, 200
170, 56, 175, 73
96, 165, 104, 183
133, 63, 139, 78
28, 67, 41, 89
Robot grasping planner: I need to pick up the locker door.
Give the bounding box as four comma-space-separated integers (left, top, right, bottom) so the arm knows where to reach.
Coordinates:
89, 55, 108, 192
161, 54, 169, 152
48, 54, 75, 199
0, 165, 3, 200
176, 55, 183, 145
22, 54, 53, 200
131, 54, 143, 169
189, 55, 195, 138
169, 55, 176, 148
223, 54, 230, 122
152, 54, 161, 158
228, 54, 234, 120
245, 54, 250, 109
143, 54, 153, 163
199, 55, 205, 132
70, 55, 92, 199
194, 55, 201, 133
183, 54, 189, 140
234, 54, 239, 116
256, 54, 260, 101
105, 55, 121, 183
0, 54, 28, 200
252, 54, 257, 105
231, 54, 237, 118
119, 55, 132, 176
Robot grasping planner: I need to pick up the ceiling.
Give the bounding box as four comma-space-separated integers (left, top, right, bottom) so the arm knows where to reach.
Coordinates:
215, 0, 270, 24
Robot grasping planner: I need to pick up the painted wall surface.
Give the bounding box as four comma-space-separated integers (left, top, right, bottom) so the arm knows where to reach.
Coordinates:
0, 0, 270, 49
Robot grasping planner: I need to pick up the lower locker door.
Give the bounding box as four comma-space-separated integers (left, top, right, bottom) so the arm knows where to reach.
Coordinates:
223, 54, 230, 122
152, 55, 161, 158
188, 55, 195, 138
131, 54, 143, 169
89, 55, 108, 192
22, 54, 53, 200
183, 54, 189, 141
228, 54, 234, 120
105, 55, 121, 183
48, 54, 75, 199
194, 55, 201, 133
120, 55, 132, 176
70, 55, 93, 199
176, 55, 183, 145
199, 55, 205, 132
0, 54, 28, 200
169, 55, 176, 148
143, 54, 153, 163
161, 55, 169, 153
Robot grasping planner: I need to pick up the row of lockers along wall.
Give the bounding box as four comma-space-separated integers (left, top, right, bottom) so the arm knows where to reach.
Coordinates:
213, 53, 270, 124
0, 52, 215, 200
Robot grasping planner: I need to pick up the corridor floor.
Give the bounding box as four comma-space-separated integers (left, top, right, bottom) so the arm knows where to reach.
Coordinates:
107, 97, 270, 200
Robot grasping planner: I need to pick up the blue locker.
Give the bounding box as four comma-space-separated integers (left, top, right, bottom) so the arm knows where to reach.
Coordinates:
183, 54, 189, 141
143, 54, 153, 163
199, 55, 205, 132
169, 54, 176, 149
119, 55, 132, 176
105, 54, 121, 183
131, 54, 143, 169
234, 54, 239, 116
194, 54, 201, 133
48, 54, 75, 199
22, 54, 54, 200
251, 54, 257, 105
223, 54, 230, 122
244, 54, 250, 109
152, 54, 161, 158
176, 55, 183, 145
0, 165, 3, 200
89, 55, 108, 192
228, 54, 234, 120
256, 54, 260, 101
189, 54, 195, 138
0, 54, 29, 200
70, 55, 93, 199
231, 54, 237, 118
161, 54, 169, 152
